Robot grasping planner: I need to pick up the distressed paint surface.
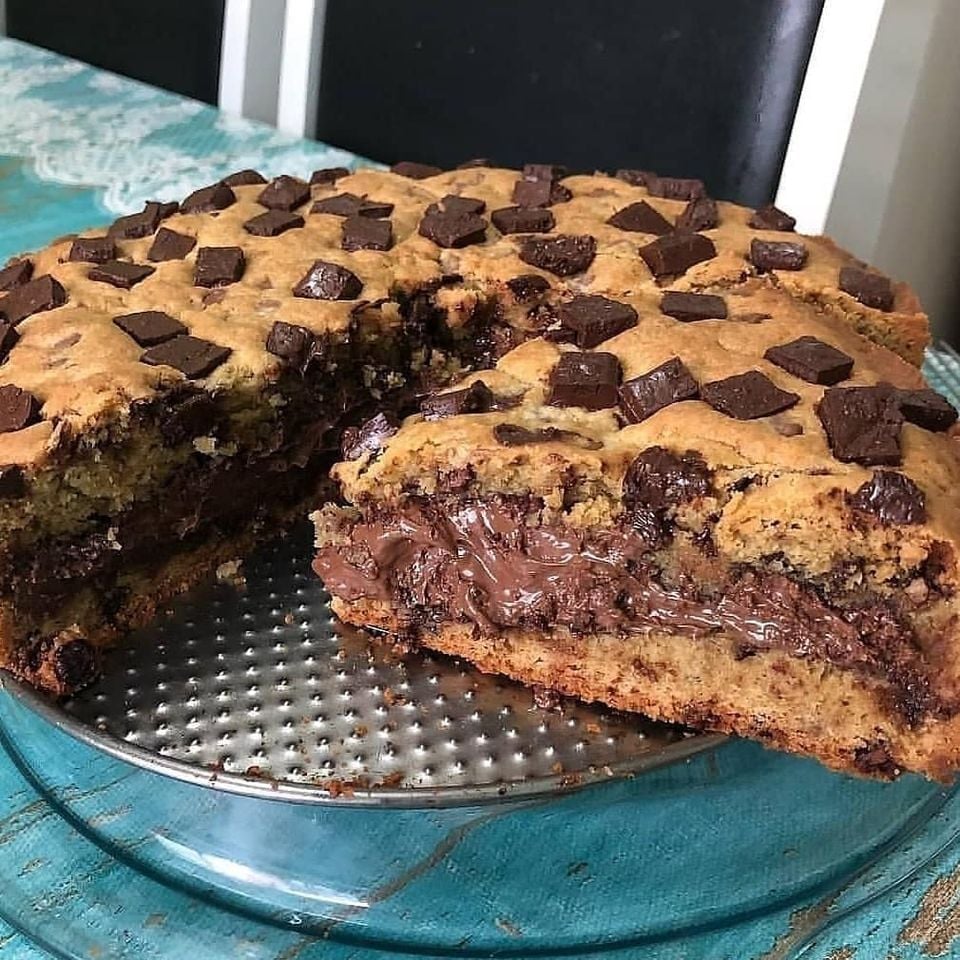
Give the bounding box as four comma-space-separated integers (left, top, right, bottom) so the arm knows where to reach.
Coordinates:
0, 35, 959, 960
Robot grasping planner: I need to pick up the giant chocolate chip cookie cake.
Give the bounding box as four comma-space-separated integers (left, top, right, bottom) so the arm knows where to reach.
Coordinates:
1, 160, 956, 778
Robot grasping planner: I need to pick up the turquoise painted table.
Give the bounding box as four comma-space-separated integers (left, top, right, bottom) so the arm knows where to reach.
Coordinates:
2, 37, 960, 960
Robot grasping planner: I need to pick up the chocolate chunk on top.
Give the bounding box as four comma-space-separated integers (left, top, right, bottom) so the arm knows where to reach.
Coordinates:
547, 351, 621, 410
850, 471, 926, 525
311, 193, 393, 218
421, 380, 494, 420
257, 175, 310, 211
522, 163, 567, 182
426, 195, 486, 216
180, 182, 236, 214
418, 210, 487, 248
555, 295, 638, 348
342, 216, 393, 252
147, 227, 197, 262
647, 176, 705, 201
310, 166, 350, 185
88, 260, 156, 289
68, 236, 116, 264
750, 239, 808, 272
619, 357, 699, 424
293, 260, 363, 300
108, 201, 171, 239
491, 206, 555, 234
639, 232, 716, 278
0, 275, 67, 325
114, 311, 187, 347
676, 197, 719, 231
817, 385, 903, 465
519, 235, 597, 276
701, 371, 799, 420
839, 265, 894, 311
342, 411, 400, 460
221, 169, 267, 187
0, 324, 19, 363
0, 260, 33, 293
512, 179, 571, 207
194, 247, 245, 287
140, 335, 231, 379
391, 160, 442, 179
660, 291, 727, 322
506, 274, 550, 302
615, 169, 655, 187
764, 336, 854, 385
898, 388, 958, 432
243, 209, 305, 237
623, 446, 712, 511
607, 201, 673, 235
0, 385, 40, 433
748, 204, 796, 231
265, 321, 315, 367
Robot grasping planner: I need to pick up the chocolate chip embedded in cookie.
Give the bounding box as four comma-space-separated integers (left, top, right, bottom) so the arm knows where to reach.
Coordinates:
67, 237, 117, 264
519, 235, 597, 276
194, 247, 245, 287
180, 182, 236, 214
0, 275, 67, 324
492, 423, 601, 449
244, 209, 305, 238
555, 295, 638, 348
639, 232, 716, 279
764, 336, 854, 386
140, 335, 231, 379
342, 216, 393, 252
418, 210, 487, 248
342, 411, 400, 460
547, 351, 621, 410
623, 446, 712, 511
701, 371, 799, 420
256, 175, 310, 211
839, 266, 894, 312
391, 160, 442, 179
0, 259, 33, 293
619, 357, 699, 424
147, 227, 197, 262
88, 260, 156, 289
750, 239, 808, 272
897, 388, 958, 432
850, 471, 926, 525
491, 207, 555, 234
607, 201, 673, 235
817, 385, 903, 465
114, 311, 188, 347
505, 275, 550, 302
420, 380, 494, 420
660, 291, 727, 322
221, 169, 267, 187
748, 204, 796, 232
293, 260, 363, 300
0, 385, 40, 433
265, 320, 315, 366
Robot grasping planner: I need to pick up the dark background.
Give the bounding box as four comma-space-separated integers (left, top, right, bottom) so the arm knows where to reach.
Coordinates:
7, 0, 824, 207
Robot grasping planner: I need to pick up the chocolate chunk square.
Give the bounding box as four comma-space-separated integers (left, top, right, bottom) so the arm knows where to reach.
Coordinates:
506, 274, 550, 302
221, 169, 267, 187
244, 210, 305, 237
180, 182, 236, 214
850, 471, 926, 525
547, 351, 621, 410
676, 197, 719, 231
391, 161, 442, 179
311, 193, 365, 217
108, 201, 169, 239
748, 204, 796, 231
607, 201, 673, 235
114, 310, 187, 347
141, 335, 231, 379
639, 232, 716, 278
418, 211, 487, 248
68, 237, 116, 264
519, 235, 596, 276
702, 371, 799, 420
615, 169, 655, 187
512, 179, 571, 207
0, 384, 40, 433
764, 336, 854, 385
265, 321, 316, 366
839, 266, 894, 312
293, 260, 363, 300
898, 388, 958, 432
342, 216, 393, 252
0, 259, 33, 293
556, 295, 638, 348
88, 260, 156, 289
342, 411, 400, 460
522, 163, 567, 181
0, 323, 19, 362
750, 239, 808, 272
817, 385, 903, 465
660, 291, 727, 322
147, 227, 197, 262
0, 275, 67, 325
426, 195, 486, 217
619, 357, 699, 423
421, 380, 494, 420
194, 247, 245, 287
491, 206, 555, 234
310, 167, 350, 185
257, 175, 310, 211
647, 177, 705, 200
